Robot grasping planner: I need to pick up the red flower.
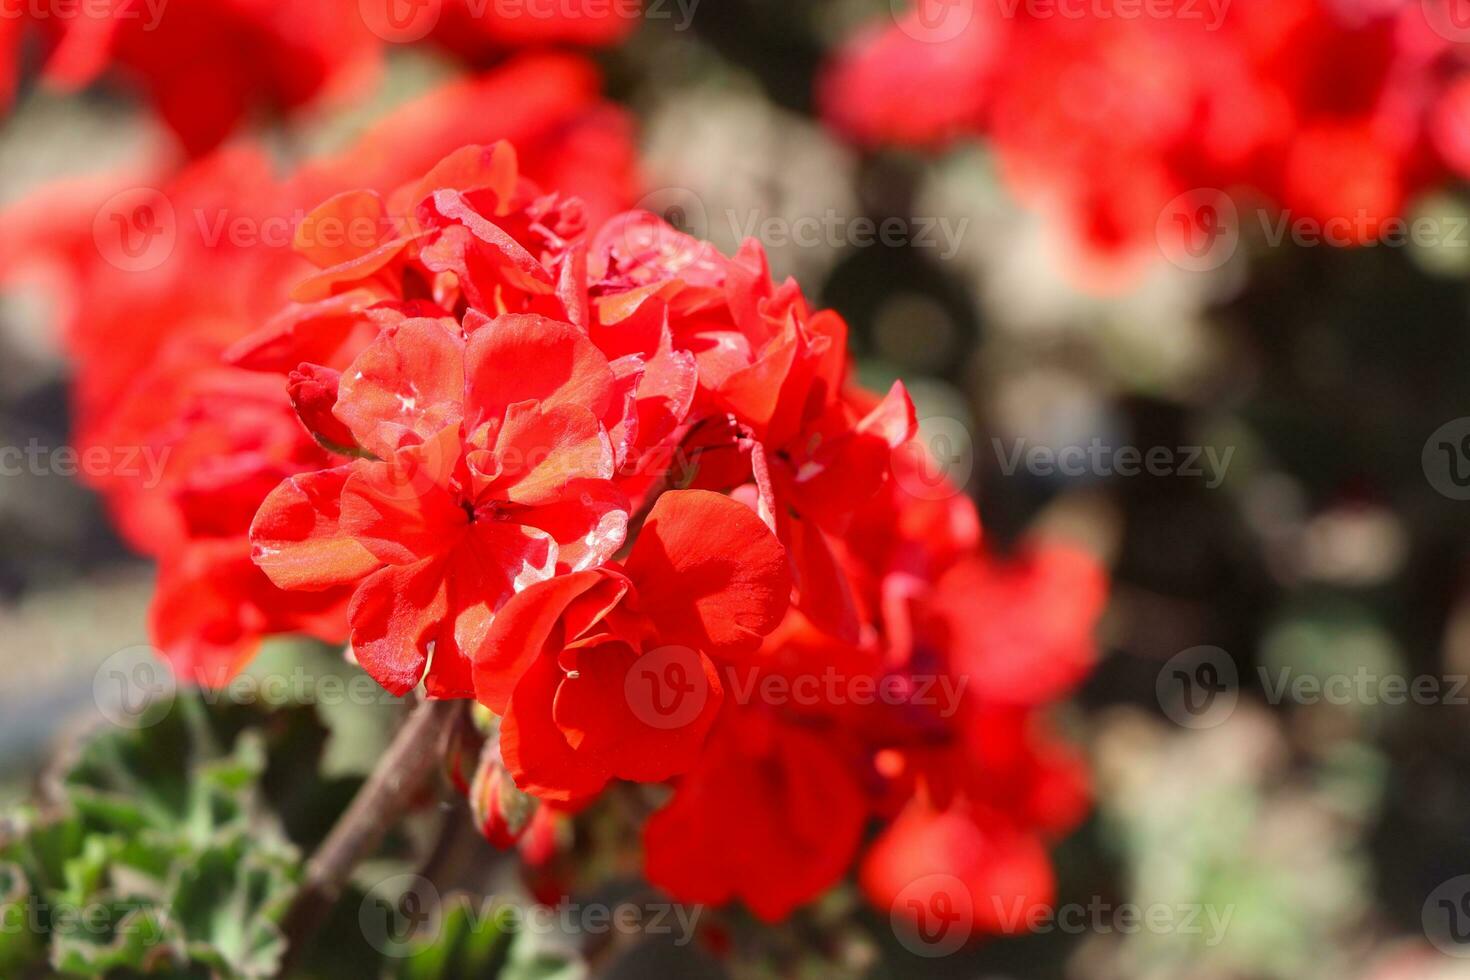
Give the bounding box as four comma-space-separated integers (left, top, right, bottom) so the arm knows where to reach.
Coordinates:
642, 705, 867, 922
861, 801, 1056, 940
252, 311, 630, 697
472, 490, 790, 801
925, 544, 1109, 706
0, 63, 638, 684
821, 0, 1470, 281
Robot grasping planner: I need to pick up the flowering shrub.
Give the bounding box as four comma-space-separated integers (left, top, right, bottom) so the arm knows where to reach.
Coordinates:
822, 0, 1470, 278
4, 82, 1105, 941
224, 138, 1102, 924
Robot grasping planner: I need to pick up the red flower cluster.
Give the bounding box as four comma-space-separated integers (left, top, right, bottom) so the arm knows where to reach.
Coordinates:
0, 54, 638, 684
229, 140, 1107, 924
2, 0, 638, 154
822, 0, 1470, 278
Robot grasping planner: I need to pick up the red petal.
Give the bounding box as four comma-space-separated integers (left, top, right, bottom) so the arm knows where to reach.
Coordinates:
339, 441, 468, 566
425, 523, 555, 699
626, 490, 791, 659
490, 401, 615, 506
348, 557, 449, 697
336, 317, 465, 458
860, 803, 1055, 938
464, 314, 614, 434
500, 650, 613, 802
934, 544, 1107, 705
555, 641, 724, 784
294, 190, 391, 269
518, 478, 629, 573
643, 709, 866, 921
472, 568, 626, 712
250, 466, 382, 591
394, 143, 519, 218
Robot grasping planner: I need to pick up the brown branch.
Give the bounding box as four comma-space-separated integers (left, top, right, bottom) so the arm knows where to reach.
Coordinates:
279, 696, 464, 965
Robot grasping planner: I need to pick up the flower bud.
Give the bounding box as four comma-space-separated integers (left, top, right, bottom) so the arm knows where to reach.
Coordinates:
288, 363, 359, 453
470, 736, 538, 849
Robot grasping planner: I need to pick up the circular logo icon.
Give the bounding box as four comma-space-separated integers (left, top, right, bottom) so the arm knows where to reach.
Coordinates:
93, 188, 176, 273
1424, 875, 1470, 957
360, 874, 442, 957
1423, 0, 1470, 43
1157, 188, 1239, 273
92, 646, 176, 730
1423, 418, 1470, 501
624, 187, 710, 255
624, 645, 710, 731
892, 415, 974, 501
359, 0, 442, 42
1156, 645, 1238, 729
894, 0, 974, 44
891, 873, 974, 957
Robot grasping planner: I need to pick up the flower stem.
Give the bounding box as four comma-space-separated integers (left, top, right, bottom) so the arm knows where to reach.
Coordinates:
280, 696, 463, 965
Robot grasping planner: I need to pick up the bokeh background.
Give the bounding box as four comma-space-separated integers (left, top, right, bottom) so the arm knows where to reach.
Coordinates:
5, 0, 1470, 977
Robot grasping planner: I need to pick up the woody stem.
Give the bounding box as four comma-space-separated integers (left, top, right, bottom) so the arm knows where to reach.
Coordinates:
280, 696, 463, 966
